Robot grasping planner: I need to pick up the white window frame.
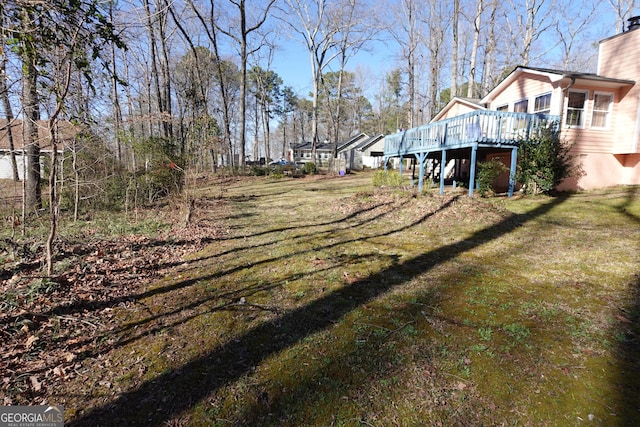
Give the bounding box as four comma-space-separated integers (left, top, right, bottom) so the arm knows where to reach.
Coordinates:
534, 93, 552, 115
565, 90, 589, 128
513, 98, 529, 113
591, 91, 613, 129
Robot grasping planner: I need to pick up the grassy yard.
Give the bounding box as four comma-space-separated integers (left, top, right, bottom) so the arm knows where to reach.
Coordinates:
2, 172, 640, 426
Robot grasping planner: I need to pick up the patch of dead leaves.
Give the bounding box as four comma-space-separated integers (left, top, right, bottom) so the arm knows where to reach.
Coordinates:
0, 200, 228, 405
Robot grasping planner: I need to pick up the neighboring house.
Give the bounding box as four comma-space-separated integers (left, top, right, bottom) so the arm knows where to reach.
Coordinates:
289, 141, 335, 167
385, 17, 640, 193
357, 134, 385, 169
0, 119, 77, 180
290, 133, 386, 171
337, 133, 369, 170
290, 133, 379, 171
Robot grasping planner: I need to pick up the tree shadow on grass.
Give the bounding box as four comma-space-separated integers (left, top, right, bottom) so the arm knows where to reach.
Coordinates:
613, 186, 640, 423
5, 202, 447, 400
68, 197, 445, 360
0, 195, 437, 392
35, 198, 417, 322
615, 272, 640, 424
68, 195, 568, 426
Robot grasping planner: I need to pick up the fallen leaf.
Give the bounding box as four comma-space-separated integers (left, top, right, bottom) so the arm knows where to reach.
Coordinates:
30, 375, 42, 392
25, 335, 39, 349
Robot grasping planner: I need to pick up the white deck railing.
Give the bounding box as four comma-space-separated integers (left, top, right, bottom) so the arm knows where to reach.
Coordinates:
384, 110, 559, 156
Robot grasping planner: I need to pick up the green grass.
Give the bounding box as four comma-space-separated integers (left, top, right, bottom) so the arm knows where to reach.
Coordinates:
35, 173, 640, 426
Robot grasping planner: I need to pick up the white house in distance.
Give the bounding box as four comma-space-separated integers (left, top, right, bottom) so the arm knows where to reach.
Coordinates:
290, 133, 386, 171
0, 119, 76, 180
337, 133, 386, 170
385, 16, 640, 194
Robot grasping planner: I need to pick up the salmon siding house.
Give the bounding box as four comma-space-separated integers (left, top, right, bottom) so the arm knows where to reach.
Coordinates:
385, 17, 640, 194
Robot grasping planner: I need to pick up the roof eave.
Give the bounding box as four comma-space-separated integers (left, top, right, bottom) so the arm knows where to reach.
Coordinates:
431, 97, 484, 122
480, 67, 566, 105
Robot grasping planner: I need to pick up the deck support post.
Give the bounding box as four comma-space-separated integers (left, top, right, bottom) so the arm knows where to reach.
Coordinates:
417, 152, 427, 192
468, 145, 478, 197
399, 155, 403, 176
508, 146, 518, 197
439, 149, 447, 195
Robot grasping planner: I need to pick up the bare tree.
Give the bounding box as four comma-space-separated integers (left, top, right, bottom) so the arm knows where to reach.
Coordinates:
19, 7, 42, 212
0, 14, 19, 182
451, 0, 459, 98
425, 0, 448, 118
505, 0, 557, 66
388, 0, 422, 127
280, 0, 341, 164
468, 0, 483, 98
109, 1, 123, 163
187, 0, 238, 168
215, 0, 276, 168
4, 0, 124, 274
142, 0, 170, 138
45, 49, 75, 276
325, 0, 378, 160
554, 0, 599, 70
607, 0, 637, 33
482, 0, 498, 95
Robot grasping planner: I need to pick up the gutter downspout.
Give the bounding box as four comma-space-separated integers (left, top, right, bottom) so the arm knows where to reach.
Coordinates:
559, 76, 577, 129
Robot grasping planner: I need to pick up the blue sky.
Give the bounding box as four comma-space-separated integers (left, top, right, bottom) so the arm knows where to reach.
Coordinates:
270, 39, 396, 99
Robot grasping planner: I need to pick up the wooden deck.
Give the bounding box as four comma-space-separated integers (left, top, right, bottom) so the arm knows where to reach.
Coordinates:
383, 110, 560, 196
384, 110, 559, 157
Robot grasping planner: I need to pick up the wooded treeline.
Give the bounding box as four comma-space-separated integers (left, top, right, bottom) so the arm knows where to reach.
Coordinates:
0, 0, 635, 216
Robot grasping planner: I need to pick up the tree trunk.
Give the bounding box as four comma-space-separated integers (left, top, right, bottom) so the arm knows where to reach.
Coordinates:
428, 0, 443, 120
188, 0, 236, 168
73, 144, 79, 222
468, 0, 482, 98
407, 1, 416, 127
143, 0, 165, 137
451, 0, 459, 98
23, 54, 41, 211
254, 96, 260, 160
483, 0, 497, 95
158, 0, 173, 139
263, 105, 271, 162
311, 70, 319, 165
45, 120, 58, 276
239, 7, 248, 168
0, 53, 19, 181
109, 2, 123, 163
